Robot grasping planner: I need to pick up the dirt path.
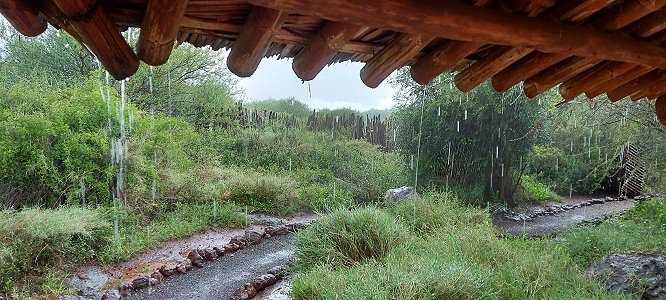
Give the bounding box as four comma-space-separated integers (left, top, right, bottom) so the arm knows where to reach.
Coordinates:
493, 196, 635, 237
124, 234, 295, 300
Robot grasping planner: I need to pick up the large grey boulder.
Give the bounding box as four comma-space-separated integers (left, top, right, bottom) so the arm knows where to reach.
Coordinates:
384, 186, 418, 202
64, 267, 109, 299
589, 253, 666, 299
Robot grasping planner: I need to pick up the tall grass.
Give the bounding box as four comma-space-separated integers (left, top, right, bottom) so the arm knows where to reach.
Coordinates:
291, 193, 630, 299
0, 208, 109, 288
292, 207, 409, 271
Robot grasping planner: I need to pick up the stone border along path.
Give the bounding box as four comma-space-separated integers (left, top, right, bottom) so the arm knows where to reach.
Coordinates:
58, 220, 312, 300
492, 194, 665, 237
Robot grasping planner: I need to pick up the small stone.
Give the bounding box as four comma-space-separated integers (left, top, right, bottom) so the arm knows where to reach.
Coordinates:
101, 289, 120, 300
267, 265, 287, 279
224, 244, 236, 253
231, 283, 257, 300
244, 230, 263, 245
187, 249, 206, 268
176, 266, 187, 274
213, 246, 225, 256
118, 284, 131, 297
159, 265, 176, 277
251, 274, 277, 291
148, 277, 158, 286
131, 276, 150, 290
202, 247, 218, 261
265, 225, 289, 236
150, 271, 163, 283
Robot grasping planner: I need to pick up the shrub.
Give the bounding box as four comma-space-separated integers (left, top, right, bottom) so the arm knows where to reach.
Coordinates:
0, 208, 109, 286
623, 198, 666, 229
221, 171, 300, 214
385, 192, 489, 234
292, 207, 409, 271
515, 175, 562, 203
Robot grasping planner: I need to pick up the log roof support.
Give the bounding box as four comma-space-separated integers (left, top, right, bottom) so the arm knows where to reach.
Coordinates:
585, 65, 653, 98
360, 33, 433, 88
606, 70, 666, 102
455, 46, 532, 92
524, 57, 599, 98
410, 40, 483, 85
227, 6, 287, 77
657, 96, 666, 125
559, 61, 636, 101
50, 0, 139, 79
137, 0, 189, 66
248, 0, 666, 69
292, 22, 361, 81
0, 0, 47, 36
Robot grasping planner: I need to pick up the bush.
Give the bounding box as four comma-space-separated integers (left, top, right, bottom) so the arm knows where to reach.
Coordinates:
0, 208, 109, 287
385, 192, 489, 234
515, 175, 562, 203
623, 198, 666, 229
221, 171, 300, 214
292, 207, 409, 271
292, 195, 624, 300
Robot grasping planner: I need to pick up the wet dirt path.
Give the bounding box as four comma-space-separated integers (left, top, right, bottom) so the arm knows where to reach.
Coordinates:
493, 197, 635, 237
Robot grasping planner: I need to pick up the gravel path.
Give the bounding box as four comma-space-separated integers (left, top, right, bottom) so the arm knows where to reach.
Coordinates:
493, 198, 635, 237
125, 235, 295, 300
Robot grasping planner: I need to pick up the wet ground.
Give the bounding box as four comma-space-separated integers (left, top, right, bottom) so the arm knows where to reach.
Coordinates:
125, 234, 295, 300
493, 196, 635, 237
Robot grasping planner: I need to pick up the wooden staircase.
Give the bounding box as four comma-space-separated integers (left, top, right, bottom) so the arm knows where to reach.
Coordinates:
620, 144, 645, 197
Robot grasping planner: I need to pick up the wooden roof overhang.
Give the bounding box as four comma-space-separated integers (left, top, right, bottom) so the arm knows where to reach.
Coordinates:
2, 0, 666, 124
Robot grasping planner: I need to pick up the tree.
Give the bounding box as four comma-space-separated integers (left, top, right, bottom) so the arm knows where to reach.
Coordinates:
391, 69, 543, 204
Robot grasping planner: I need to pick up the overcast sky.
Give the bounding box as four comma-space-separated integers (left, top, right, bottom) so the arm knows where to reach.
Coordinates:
236, 57, 397, 111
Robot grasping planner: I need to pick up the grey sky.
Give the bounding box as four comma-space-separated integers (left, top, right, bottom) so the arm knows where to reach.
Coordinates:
237, 57, 397, 111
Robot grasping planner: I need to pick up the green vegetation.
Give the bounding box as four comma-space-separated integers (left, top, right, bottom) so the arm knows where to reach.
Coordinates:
291, 193, 633, 299
515, 175, 562, 203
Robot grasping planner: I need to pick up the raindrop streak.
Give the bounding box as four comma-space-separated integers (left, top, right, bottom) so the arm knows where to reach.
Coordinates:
556, 158, 559, 171
410, 154, 414, 170
569, 184, 573, 199
438, 106, 441, 116
289, 157, 292, 175
464, 110, 468, 120
457, 120, 460, 132
501, 163, 504, 177
149, 66, 154, 94
495, 146, 499, 159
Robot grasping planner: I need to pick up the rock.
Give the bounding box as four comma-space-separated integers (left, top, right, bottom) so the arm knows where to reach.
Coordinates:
159, 264, 177, 277
176, 266, 187, 274
101, 289, 120, 300
605, 196, 615, 201
64, 266, 109, 299
224, 244, 237, 253
562, 204, 574, 210
118, 284, 131, 297
265, 225, 289, 236
213, 246, 225, 256
268, 265, 287, 279
148, 277, 159, 286
150, 271, 163, 283
251, 274, 277, 291
384, 186, 418, 202
131, 275, 150, 290
244, 230, 263, 245
231, 283, 258, 300
589, 253, 666, 299
187, 249, 206, 268
591, 198, 605, 204
202, 247, 218, 260
286, 222, 309, 231
57, 296, 89, 300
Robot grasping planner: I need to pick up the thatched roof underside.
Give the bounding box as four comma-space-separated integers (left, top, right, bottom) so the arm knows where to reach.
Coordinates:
2, 0, 666, 123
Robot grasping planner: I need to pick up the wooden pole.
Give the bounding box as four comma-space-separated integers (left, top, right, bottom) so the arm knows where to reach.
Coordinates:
410, 40, 482, 85
524, 57, 599, 98
0, 0, 47, 36
227, 6, 286, 77
491, 51, 568, 92
606, 70, 666, 102
559, 61, 636, 101
137, 0, 189, 66
292, 22, 360, 81
455, 46, 531, 92
585, 66, 652, 98
51, 0, 139, 79
360, 33, 433, 88
249, 0, 666, 69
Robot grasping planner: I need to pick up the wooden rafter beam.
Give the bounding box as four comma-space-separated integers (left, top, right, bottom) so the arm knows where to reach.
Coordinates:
491, 51, 568, 92
227, 6, 287, 77
455, 46, 531, 92
555, 3, 666, 100
248, 0, 666, 69
501, 0, 557, 17
360, 33, 433, 88
410, 40, 483, 85
50, 0, 139, 79
0, 0, 47, 36
292, 22, 361, 81
585, 65, 652, 98
647, 79, 666, 99
550, 0, 616, 23
559, 61, 635, 101
524, 57, 599, 98
137, 0, 189, 66
590, 0, 666, 31
624, 7, 666, 38
606, 70, 666, 102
